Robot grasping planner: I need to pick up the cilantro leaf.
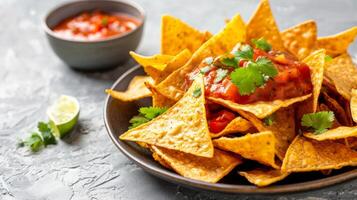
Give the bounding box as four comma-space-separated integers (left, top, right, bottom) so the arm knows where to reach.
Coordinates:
214, 69, 228, 83
139, 107, 168, 119
38, 122, 56, 146
324, 55, 333, 62
263, 115, 274, 126
233, 45, 254, 62
192, 88, 202, 97
254, 58, 278, 77
301, 111, 335, 134
23, 132, 44, 152
252, 38, 272, 52
129, 116, 150, 129
221, 57, 238, 68
230, 65, 264, 95
101, 17, 108, 26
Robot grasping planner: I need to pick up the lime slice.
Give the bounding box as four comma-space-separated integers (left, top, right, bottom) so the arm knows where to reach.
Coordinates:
47, 95, 80, 138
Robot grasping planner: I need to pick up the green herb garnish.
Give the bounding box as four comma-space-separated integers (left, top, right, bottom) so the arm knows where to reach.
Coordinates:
101, 17, 108, 26
301, 111, 335, 134
252, 38, 272, 52
324, 55, 333, 62
233, 44, 254, 62
214, 69, 228, 83
263, 115, 275, 126
38, 122, 56, 146
192, 88, 202, 97
129, 107, 167, 129
221, 57, 238, 68
20, 133, 44, 152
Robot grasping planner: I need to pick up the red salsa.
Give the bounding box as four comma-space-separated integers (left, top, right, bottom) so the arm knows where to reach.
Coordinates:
53, 11, 140, 41
206, 102, 237, 133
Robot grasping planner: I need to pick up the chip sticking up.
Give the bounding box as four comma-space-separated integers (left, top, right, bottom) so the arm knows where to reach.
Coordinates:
151, 146, 242, 183
247, 0, 285, 50
156, 14, 246, 100
239, 168, 289, 187
208, 94, 311, 119
144, 49, 192, 83
106, 76, 153, 102
351, 89, 357, 123
161, 15, 212, 55
213, 131, 279, 168
144, 82, 176, 108
304, 126, 357, 141
210, 117, 253, 138
282, 135, 357, 172
317, 27, 357, 57
130, 52, 174, 71
281, 20, 317, 59
324, 54, 357, 100
303, 49, 326, 113
120, 75, 214, 158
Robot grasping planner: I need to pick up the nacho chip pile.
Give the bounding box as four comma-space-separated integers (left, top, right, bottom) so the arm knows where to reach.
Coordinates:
107, 0, 357, 186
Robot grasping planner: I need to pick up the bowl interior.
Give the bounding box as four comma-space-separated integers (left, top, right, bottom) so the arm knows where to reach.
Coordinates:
45, 0, 144, 33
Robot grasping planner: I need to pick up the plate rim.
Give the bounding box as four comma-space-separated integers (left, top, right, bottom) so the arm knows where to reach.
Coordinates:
103, 64, 357, 194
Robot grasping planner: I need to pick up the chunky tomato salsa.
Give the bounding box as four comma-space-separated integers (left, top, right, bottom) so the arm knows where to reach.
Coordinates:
206, 102, 237, 133
186, 41, 313, 105
53, 11, 140, 41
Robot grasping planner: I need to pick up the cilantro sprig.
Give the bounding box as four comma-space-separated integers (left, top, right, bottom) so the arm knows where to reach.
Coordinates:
252, 38, 272, 52
220, 45, 254, 68
301, 111, 335, 134
18, 122, 57, 152
129, 107, 167, 129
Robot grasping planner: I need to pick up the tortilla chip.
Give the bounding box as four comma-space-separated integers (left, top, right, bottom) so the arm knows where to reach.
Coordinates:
213, 131, 279, 168
130, 52, 174, 71
281, 20, 317, 59
120, 76, 214, 158
303, 49, 326, 112
317, 27, 357, 57
210, 117, 253, 138
247, 0, 285, 50
106, 76, 153, 102
351, 89, 357, 123
145, 49, 192, 83
239, 168, 289, 187
156, 14, 246, 100
152, 151, 172, 169
151, 146, 242, 183
282, 135, 357, 172
208, 94, 311, 119
304, 126, 357, 141
324, 54, 357, 100
161, 15, 212, 55
144, 82, 176, 108
321, 91, 350, 126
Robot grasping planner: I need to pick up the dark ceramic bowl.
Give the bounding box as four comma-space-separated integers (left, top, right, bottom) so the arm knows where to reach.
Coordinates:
104, 65, 357, 194
44, 0, 145, 70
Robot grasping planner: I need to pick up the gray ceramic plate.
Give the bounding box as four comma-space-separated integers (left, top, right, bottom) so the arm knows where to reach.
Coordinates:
104, 65, 357, 194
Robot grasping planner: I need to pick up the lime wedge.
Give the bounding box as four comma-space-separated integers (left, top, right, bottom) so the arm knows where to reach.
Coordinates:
47, 95, 80, 138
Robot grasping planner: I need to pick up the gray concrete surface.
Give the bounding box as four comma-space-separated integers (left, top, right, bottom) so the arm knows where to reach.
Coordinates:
1, 0, 357, 199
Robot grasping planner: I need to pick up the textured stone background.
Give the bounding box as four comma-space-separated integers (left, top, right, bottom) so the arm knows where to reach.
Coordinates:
1, 0, 357, 199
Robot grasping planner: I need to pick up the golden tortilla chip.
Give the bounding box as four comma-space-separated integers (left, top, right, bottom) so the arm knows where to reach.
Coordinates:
213, 131, 279, 168
156, 14, 246, 100
282, 135, 357, 172
161, 15, 212, 55
152, 151, 172, 169
324, 54, 357, 100
151, 146, 242, 183
144, 49, 192, 83
321, 91, 350, 126
239, 168, 289, 187
247, 0, 284, 50
281, 20, 317, 60
208, 94, 311, 119
120, 76, 214, 158
303, 49, 326, 113
144, 82, 176, 108
351, 89, 357, 123
106, 76, 153, 102
304, 126, 357, 141
317, 27, 357, 57
130, 52, 174, 71
210, 117, 253, 138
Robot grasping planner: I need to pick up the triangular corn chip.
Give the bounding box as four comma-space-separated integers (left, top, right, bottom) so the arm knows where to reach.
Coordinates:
211, 117, 253, 138
321, 91, 350, 126
120, 76, 214, 157
281, 20, 317, 59
130, 52, 174, 71
303, 49, 326, 113
208, 94, 311, 119
247, 0, 284, 50
324, 54, 357, 100
144, 82, 176, 108
151, 146, 242, 183
351, 89, 357, 123
317, 27, 357, 57
161, 15, 212, 55
239, 168, 289, 187
106, 76, 153, 102
213, 131, 279, 168
156, 14, 246, 100
304, 126, 357, 141
282, 135, 357, 172
144, 49, 192, 83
